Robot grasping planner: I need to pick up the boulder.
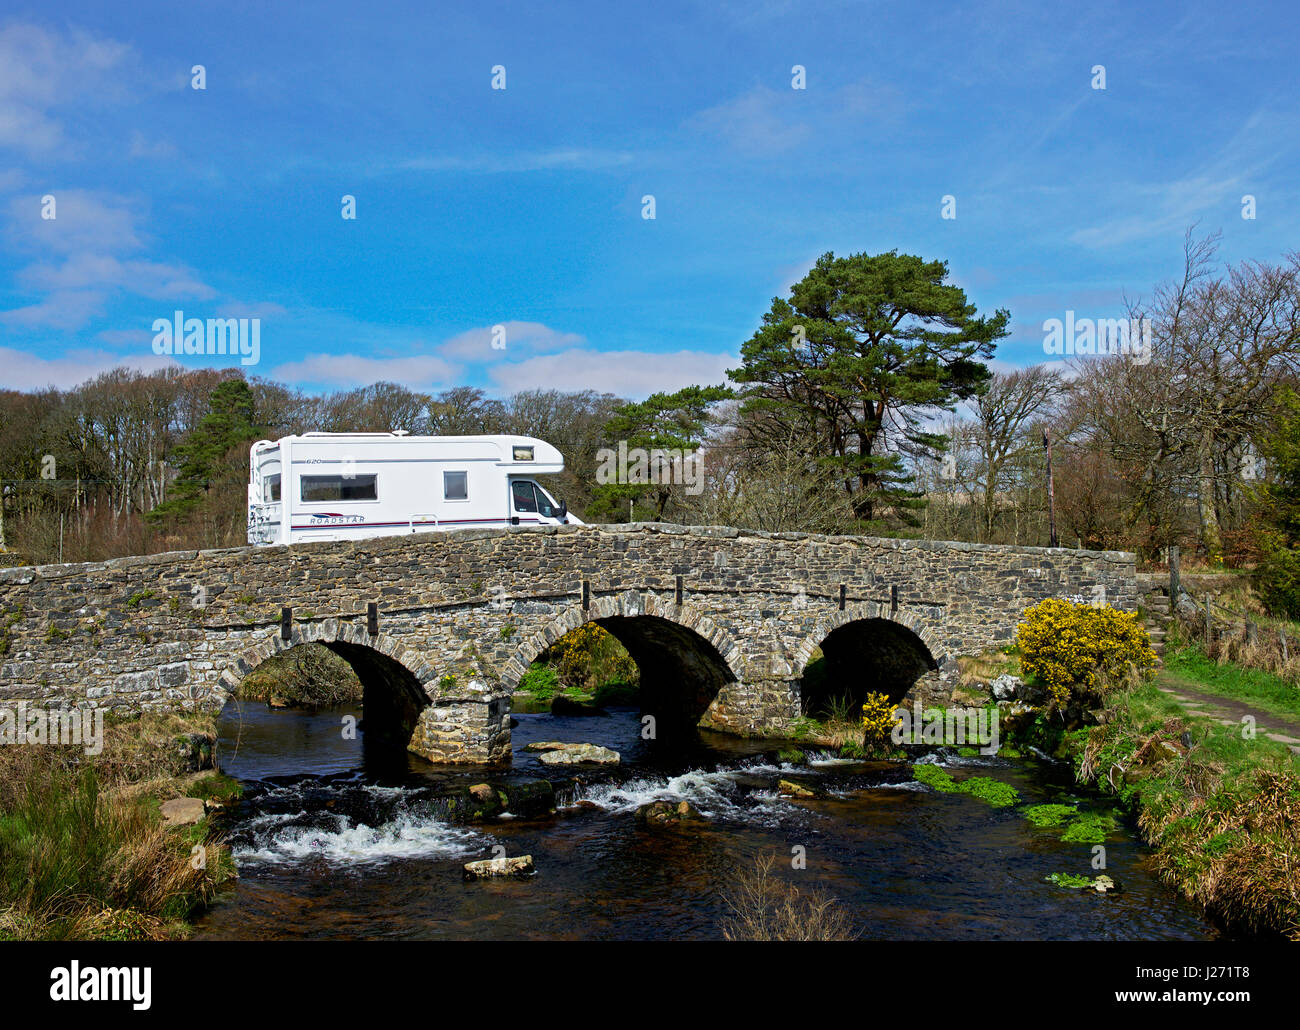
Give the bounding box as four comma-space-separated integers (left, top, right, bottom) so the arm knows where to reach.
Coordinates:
159, 797, 206, 828
777, 778, 826, 798
635, 800, 705, 825
991, 674, 1022, 701
536, 743, 620, 765
463, 854, 535, 880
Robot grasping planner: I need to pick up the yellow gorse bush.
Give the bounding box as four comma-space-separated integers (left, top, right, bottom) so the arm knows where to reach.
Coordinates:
1016, 597, 1157, 709
551, 622, 638, 690
860, 690, 901, 747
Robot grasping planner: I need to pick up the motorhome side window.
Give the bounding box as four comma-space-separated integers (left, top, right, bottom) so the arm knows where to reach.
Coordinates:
300, 474, 378, 502
511, 480, 538, 512
444, 470, 468, 501
266, 474, 281, 502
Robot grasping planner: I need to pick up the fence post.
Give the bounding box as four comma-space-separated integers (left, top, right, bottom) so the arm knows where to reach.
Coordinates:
1247, 620, 1258, 646
1169, 545, 1180, 601
1204, 594, 1212, 650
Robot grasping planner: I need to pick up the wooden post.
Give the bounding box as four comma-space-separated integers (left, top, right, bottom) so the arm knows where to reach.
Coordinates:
1247, 620, 1258, 646
280, 607, 292, 642
1169, 544, 1180, 602
1204, 594, 1212, 650
1281, 629, 1289, 663
1043, 428, 1058, 548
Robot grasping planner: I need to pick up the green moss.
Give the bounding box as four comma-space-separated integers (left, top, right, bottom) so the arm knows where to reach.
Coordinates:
1061, 811, 1119, 843
960, 776, 1020, 807
1046, 872, 1095, 888
1023, 803, 1078, 827
912, 763, 957, 791
912, 764, 1019, 806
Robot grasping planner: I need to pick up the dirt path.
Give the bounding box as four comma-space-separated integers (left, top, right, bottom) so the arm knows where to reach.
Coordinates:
1156, 671, 1300, 755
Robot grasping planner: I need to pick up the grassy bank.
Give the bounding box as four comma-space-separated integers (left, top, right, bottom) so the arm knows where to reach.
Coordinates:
0, 713, 239, 940
1063, 677, 1300, 938
1162, 643, 1300, 725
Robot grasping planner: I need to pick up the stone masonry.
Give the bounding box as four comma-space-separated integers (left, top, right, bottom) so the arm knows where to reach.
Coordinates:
0, 523, 1137, 764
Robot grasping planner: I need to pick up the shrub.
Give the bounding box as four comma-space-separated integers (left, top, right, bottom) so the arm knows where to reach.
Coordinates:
1257, 543, 1300, 620
1017, 598, 1157, 710
546, 622, 638, 692
860, 691, 899, 752
518, 664, 560, 699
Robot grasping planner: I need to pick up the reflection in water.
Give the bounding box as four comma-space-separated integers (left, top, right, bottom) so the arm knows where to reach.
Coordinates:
195, 702, 1220, 941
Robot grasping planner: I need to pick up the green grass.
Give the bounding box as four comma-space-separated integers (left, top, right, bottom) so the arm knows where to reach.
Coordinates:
1065, 678, 1300, 936
1162, 644, 1300, 725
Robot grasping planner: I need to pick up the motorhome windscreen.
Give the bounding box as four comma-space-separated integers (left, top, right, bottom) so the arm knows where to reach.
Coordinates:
300, 474, 378, 502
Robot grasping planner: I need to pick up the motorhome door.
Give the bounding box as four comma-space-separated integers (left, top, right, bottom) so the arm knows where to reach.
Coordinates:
510, 478, 539, 525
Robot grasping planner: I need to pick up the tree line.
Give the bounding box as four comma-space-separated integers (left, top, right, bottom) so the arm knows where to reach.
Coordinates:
5, 233, 1300, 618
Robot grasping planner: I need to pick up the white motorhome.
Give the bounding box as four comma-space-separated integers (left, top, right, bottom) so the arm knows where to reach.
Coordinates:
247, 432, 582, 546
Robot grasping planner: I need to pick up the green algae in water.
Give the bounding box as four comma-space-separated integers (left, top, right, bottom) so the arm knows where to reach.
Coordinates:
960, 776, 1020, 807
911, 764, 1020, 807
1023, 803, 1078, 827
912, 764, 958, 791
1061, 811, 1119, 843
1046, 872, 1094, 888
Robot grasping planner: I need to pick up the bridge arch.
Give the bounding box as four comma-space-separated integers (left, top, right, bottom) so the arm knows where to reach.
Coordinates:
794, 604, 947, 714
214, 622, 434, 748
507, 591, 744, 732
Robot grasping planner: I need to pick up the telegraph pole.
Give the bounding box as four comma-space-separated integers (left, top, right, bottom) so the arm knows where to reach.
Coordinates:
1043, 428, 1058, 548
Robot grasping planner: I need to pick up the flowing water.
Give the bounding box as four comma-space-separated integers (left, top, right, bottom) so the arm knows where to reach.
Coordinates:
193, 702, 1222, 940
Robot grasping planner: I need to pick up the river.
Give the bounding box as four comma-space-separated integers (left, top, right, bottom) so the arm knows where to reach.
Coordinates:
193, 702, 1222, 940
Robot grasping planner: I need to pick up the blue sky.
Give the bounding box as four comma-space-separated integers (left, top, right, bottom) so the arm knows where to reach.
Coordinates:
1, 0, 1297, 397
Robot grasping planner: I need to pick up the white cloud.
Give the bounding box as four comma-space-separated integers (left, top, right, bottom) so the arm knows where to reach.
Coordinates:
0, 23, 132, 155
438, 321, 585, 361
19, 253, 214, 300
488, 347, 736, 397
0, 290, 106, 329
268, 352, 460, 389
394, 149, 634, 174
0, 344, 177, 391
6, 190, 143, 254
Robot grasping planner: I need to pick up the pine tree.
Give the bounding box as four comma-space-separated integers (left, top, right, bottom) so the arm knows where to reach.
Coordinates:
729, 251, 1008, 526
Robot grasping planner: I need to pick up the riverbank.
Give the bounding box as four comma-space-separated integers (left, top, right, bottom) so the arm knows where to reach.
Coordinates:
0, 713, 239, 940
1054, 660, 1300, 939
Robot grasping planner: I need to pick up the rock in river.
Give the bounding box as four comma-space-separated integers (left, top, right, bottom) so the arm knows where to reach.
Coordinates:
532, 742, 621, 765
463, 855, 535, 880
635, 800, 704, 825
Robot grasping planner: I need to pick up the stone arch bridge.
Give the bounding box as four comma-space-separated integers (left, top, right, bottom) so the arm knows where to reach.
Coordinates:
0, 524, 1136, 764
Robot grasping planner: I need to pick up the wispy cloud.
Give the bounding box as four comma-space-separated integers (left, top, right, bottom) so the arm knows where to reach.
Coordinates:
0, 22, 133, 156
393, 148, 635, 174
268, 352, 461, 389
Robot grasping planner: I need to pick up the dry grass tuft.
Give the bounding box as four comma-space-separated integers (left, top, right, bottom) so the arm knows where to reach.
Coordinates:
721, 854, 857, 941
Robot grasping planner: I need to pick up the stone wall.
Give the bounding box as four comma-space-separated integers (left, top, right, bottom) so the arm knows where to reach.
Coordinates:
0, 523, 1137, 763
